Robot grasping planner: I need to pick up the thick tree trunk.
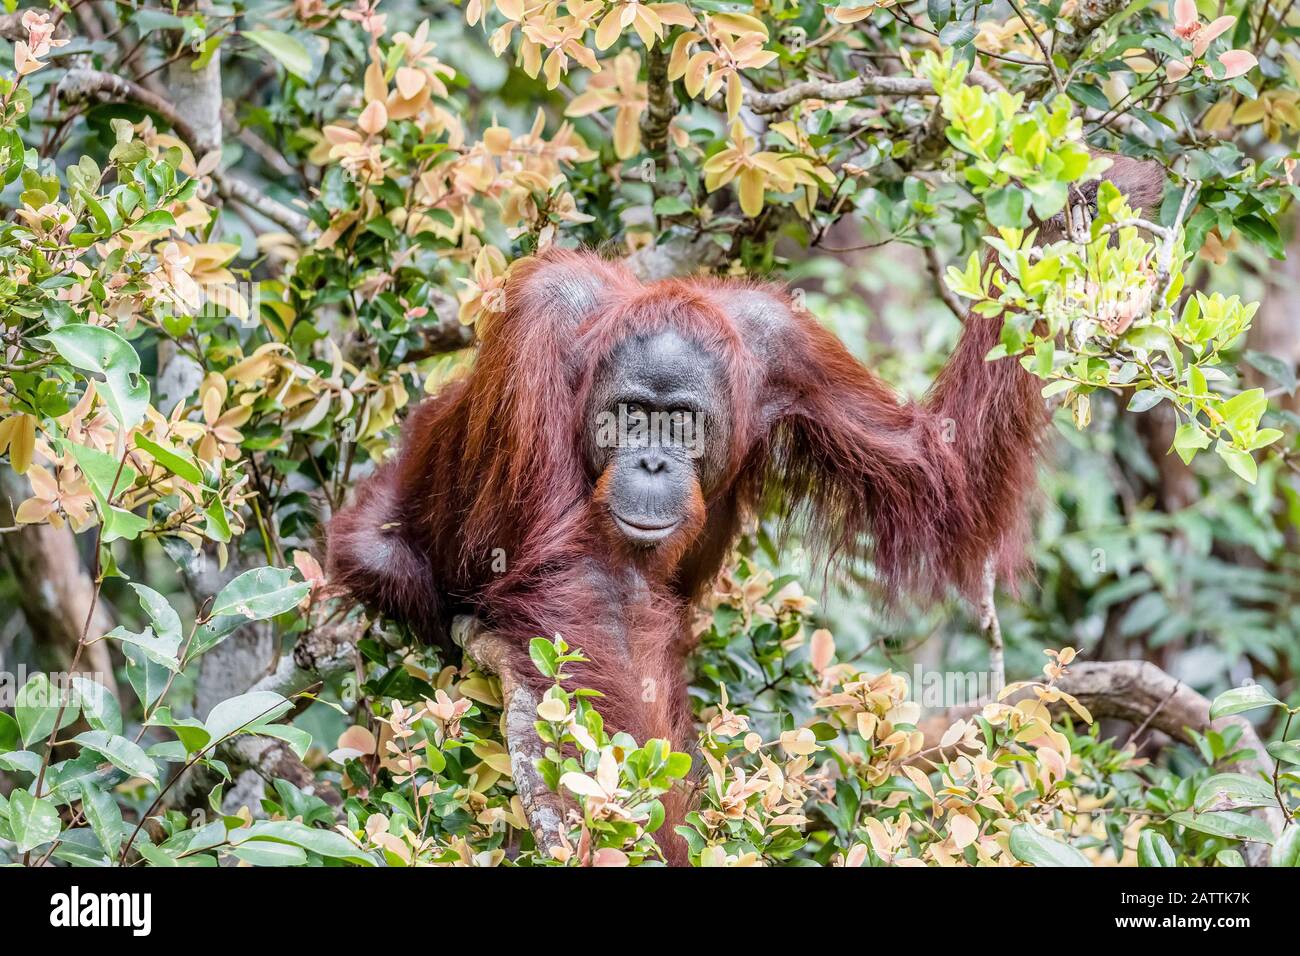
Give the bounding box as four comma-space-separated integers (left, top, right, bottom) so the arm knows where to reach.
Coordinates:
0, 470, 117, 697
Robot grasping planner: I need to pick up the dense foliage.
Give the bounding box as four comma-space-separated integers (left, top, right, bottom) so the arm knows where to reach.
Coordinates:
0, 0, 1298, 867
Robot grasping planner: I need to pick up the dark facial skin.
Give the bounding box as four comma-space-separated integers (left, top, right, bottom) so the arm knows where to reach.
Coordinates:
585, 330, 729, 547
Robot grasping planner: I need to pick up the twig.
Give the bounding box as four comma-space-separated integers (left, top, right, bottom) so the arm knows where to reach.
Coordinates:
921, 228, 966, 320
1025, 0, 1133, 99
977, 558, 1005, 691
1156, 181, 1198, 304
22, 451, 125, 865
118, 692, 313, 864
1007, 0, 1065, 94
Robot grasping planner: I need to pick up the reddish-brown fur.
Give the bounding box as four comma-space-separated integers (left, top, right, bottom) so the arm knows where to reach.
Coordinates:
326, 243, 1059, 864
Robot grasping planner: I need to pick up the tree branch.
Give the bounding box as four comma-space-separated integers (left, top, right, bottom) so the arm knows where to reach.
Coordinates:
922, 659, 1286, 865
977, 559, 1005, 690
747, 70, 1001, 115
215, 174, 313, 240
245, 605, 366, 698
401, 287, 475, 360
1027, 0, 1131, 98
640, 42, 677, 158
625, 231, 729, 281
0, 470, 118, 698
452, 616, 568, 859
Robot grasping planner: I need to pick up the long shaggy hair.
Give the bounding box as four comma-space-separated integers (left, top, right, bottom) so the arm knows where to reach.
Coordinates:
327, 247, 1054, 860
329, 153, 1167, 863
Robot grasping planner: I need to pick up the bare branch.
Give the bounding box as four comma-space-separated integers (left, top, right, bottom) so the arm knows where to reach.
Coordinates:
214, 174, 313, 239
1007, 0, 1064, 94
747, 70, 1001, 115
625, 231, 729, 281
453, 616, 568, 859
246, 606, 366, 698
1156, 181, 1198, 304
977, 559, 1005, 690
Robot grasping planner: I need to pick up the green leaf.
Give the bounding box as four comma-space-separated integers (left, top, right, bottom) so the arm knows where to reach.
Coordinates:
252, 722, 312, 760
16, 673, 76, 747
131, 210, 176, 233
1209, 684, 1282, 719
1067, 81, 1111, 112
102, 503, 150, 542
1171, 810, 1275, 845
122, 642, 172, 710
232, 820, 374, 865
130, 583, 185, 649
0, 712, 18, 752
938, 20, 977, 47
244, 30, 313, 81
50, 827, 112, 866
73, 730, 158, 784
1172, 422, 1210, 464
1272, 826, 1300, 867
652, 195, 692, 216
1137, 830, 1176, 867
1265, 740, 1300, 766
529, 637, 559, 679
204, 500, 232, 544
985, 185, 1028, 228
137, 842, 178, 866
146, 707, 212, 755
79, 780, 124, 858
1194, 773, 1277, 812
61, 442, 148, 541
9, 789, 61, 853
1008, 824, 1091, 866
1215, 441, 1258, 484
192, 567, 310, 654
106, 624, 181, 672
1127, 390, 1163, 412
65, 442, 137, 502
132, 9, 186, 31
0, 750, 42, 773
134, 433, 204, 485
1246, 350, 1297, 395
41, 325, 150, 428
664, 751, 692, 779
1217, 387, 1268, 436
205, 691, 292, 743
228, 840, 308, 866
70, 676, 122, 735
